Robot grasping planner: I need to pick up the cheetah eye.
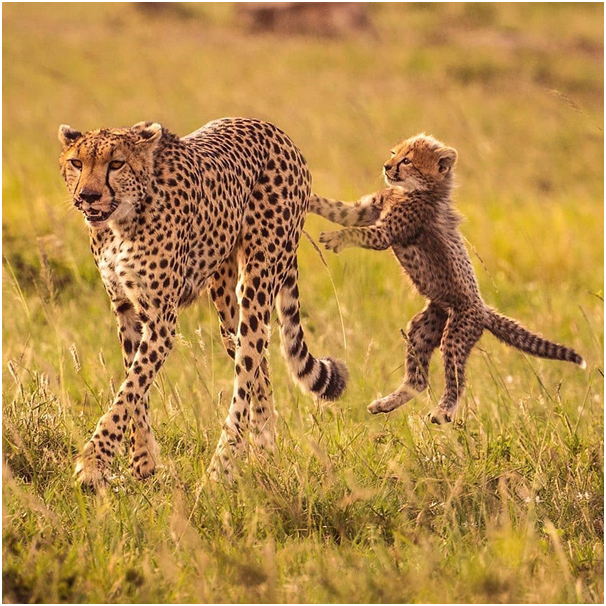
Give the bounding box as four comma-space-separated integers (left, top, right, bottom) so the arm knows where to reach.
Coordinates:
109, 160, 125, 170
69, 159, 82, 169
402, 158, 411, 165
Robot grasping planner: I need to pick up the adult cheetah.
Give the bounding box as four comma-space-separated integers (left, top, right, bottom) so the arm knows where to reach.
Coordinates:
312, 134, 584, 423
58, 118, 348, 487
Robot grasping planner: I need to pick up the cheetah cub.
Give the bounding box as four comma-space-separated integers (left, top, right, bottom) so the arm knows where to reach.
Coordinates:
311, 134, 585, 424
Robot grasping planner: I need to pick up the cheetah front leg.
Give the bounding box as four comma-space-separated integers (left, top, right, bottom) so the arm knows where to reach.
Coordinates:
208, 264, 276, 482
114, 301, 160, 480
74, 312, 176, 489
319, 224, 392, 253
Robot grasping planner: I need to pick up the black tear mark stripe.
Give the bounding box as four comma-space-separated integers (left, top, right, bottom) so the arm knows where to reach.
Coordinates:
105, 166, 116, 199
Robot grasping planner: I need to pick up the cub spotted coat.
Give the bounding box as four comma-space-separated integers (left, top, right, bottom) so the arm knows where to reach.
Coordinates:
312, 134, 585, 423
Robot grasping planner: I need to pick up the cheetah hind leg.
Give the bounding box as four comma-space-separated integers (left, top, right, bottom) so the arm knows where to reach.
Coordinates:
207, 259, 277, 482
208, 257, 278, 464
368, 303, 448, 416
249, 357, 278, 456
427, 308, 483, 426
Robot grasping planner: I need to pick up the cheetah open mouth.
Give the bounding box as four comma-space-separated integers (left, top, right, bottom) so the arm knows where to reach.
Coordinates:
82, 202, 119, 224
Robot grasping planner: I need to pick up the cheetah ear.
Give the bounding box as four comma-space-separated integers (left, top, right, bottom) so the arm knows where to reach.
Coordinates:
438, 146, 457, 174
58, 125, 82, 149
131, 122, 163, 149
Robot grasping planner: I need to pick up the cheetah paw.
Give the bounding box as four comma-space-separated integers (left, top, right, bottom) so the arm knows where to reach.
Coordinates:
207, 451, 237, 484
74, 450, 109, 492
130, 445, 159, 480
368, 386, 417, 414
251, 430, 276, 454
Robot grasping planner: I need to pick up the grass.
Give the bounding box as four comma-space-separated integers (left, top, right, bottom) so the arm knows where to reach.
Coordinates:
2, 2, 604, 603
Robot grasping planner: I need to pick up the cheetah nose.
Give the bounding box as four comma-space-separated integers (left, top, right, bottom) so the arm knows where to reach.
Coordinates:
79, 189, 102, 204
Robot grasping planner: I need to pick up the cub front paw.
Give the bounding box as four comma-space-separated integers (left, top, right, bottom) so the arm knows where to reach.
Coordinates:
319, 231, 345, 253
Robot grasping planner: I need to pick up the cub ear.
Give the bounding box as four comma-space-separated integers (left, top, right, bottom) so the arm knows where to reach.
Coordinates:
131, 122, 163, 149
58, 125, 82, 149
438, 146, 458, 174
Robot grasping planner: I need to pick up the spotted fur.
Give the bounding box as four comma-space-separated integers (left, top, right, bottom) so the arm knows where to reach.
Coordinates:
59, 118, 348, 487
313, 133, 585, 423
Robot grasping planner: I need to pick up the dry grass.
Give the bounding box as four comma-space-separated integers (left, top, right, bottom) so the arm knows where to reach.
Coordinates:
2, 3, 603, 603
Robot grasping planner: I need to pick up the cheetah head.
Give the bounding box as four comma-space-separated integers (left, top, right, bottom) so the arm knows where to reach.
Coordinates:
58, 122, 163, 228
383, 134, 457, 193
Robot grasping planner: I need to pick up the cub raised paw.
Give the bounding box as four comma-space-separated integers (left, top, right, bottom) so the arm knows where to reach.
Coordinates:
319, 230, 346, 253
367, 386, 418, 414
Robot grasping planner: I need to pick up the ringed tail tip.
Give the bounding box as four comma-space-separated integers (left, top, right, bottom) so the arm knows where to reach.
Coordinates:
579, 358, 587, 370
317, 357, 349, 401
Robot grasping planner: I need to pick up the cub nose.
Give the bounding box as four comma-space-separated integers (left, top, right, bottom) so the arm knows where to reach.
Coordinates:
383, 164, 391, 172
79, 190, 102, 204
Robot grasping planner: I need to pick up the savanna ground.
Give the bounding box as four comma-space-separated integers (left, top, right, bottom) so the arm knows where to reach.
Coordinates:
2, 3, 604, 603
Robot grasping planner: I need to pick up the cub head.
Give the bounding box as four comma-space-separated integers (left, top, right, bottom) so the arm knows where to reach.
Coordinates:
58, 122, 163, 228
383, 134, 457, 192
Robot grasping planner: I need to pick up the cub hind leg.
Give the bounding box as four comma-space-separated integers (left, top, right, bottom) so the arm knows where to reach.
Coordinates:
368, 302, 447, 414
429, 308, 484, 424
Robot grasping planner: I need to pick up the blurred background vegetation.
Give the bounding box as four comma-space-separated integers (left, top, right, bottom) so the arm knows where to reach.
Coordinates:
3, 3, 604, 603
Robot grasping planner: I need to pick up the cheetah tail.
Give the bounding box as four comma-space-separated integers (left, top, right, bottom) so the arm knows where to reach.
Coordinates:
276, 267, 349, 400
484, 307, 586, 368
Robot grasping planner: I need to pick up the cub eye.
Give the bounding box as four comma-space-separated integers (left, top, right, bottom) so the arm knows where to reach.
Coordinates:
109, 160, 125, 170
69, 159, 82, 169
390, 151, 396, 157
402, 158, 411, 165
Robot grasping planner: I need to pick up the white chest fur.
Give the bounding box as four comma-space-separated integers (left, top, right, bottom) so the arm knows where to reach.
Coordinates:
97, 241, 143, 302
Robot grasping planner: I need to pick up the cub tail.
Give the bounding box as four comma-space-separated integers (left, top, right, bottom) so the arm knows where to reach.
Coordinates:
484, 307, 586, 368
276, 262, 348, 400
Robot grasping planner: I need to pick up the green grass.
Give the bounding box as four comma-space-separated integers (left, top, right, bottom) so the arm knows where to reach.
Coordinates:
2, 2, 604, 603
